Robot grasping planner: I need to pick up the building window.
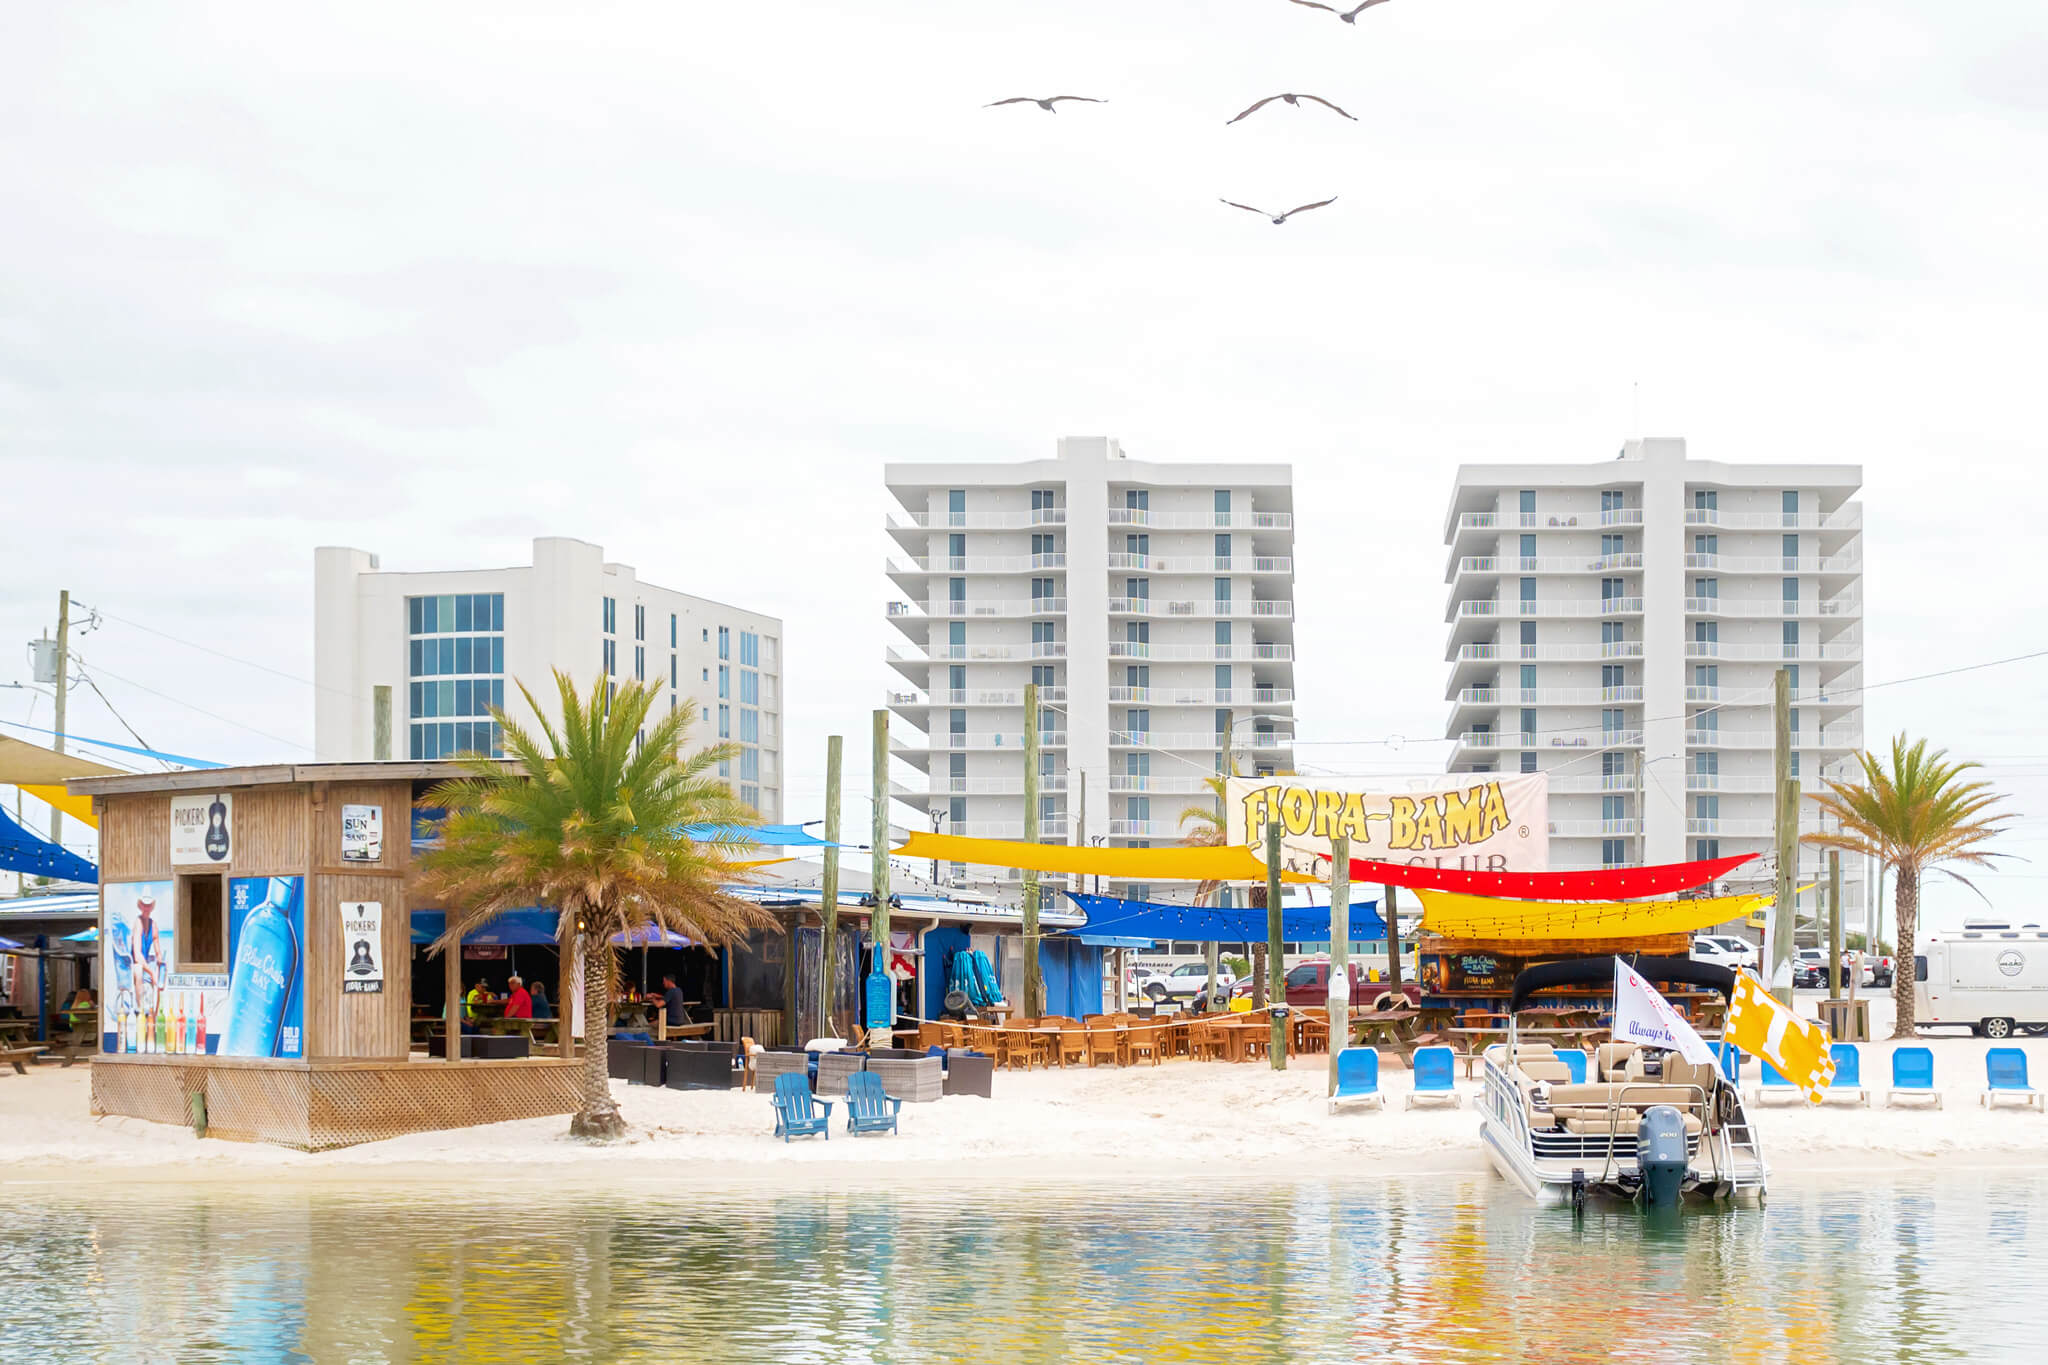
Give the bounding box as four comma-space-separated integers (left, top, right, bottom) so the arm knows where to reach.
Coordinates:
740, 710, 758, 743
1520, 708, 1537, 742
740, 671, 759, 705
1694, 794, 1720, 821
1602, 576, 1626, 604
717, 627, 730, 660
1125, 488, 1148, 511
1694, 534, 1717, 556
1213, 578, 1232, 606
1782, 533, 1799, 566
1692, 577, 1718, 599
407, 594, 506, 760
740, 750, 759, 782
1782, 489, 1799, 522
603, 597, 616, 634
947, 489, 966, 524
1520, 664, 1537, 692
634, 645, 645, 681
670, 613, 677, 648
1694, 620, 1718, 647
1519, 621, 1536, 651
1214, 533, 1231, 561
718, 704, 730, 738
1783, 622, 1799, 657
670, 655, 677, 687
1214, 489, 1231, 522
1519, 577, 1536, 608
1520, 752, 1537, 773
1215, 664, 1232, 692
741, 784, 760, 808
603, 638, 616, 677
1517, 490, 1535, 518
741, 632, 759, 667
1783, 577, 1799, 610
1602, 708, 1626, 735
634, 604, 645, 641
1693, 489, 1717, 512
1694, 839, 1719, 860
1518, 534, 1535, 566
1601, 839, 1626, 867
1126, 709, 1149, 736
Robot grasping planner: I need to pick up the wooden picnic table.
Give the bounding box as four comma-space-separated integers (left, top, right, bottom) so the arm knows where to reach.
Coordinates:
1211, 1017, 1273, 1063
0, 1019, 35, 1043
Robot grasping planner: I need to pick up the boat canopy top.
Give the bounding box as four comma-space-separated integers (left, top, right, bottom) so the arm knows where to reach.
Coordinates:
1507, 955, 1737, 1015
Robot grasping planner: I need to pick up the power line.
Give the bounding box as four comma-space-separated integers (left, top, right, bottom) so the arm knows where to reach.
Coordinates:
82, 663, 312, 755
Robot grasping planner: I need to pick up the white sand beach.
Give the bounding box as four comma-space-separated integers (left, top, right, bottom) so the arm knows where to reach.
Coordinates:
6, 1033, 2046, 1188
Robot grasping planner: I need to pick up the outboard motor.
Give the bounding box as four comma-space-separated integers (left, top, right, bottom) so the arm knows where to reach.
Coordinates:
1636, 1104, 1689, 1207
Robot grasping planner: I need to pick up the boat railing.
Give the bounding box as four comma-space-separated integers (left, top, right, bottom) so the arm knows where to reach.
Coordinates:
1595, 1081, 1717, 1193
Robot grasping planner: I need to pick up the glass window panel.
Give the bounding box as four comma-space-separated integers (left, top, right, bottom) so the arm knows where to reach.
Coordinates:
492, 679, 505, 710
439, 596, 456, 632
422, 596, 438, 633
491, 594, 505, 631
455, 595, 472, 631
438, 638, 454, 674
439, 722, 455, 753
438, 681, 454, 715
455, 679, 472, 715
455, 637, 472, 673
407, 597, 422, 635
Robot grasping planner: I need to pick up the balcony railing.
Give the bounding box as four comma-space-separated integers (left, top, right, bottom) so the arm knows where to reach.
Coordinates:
889, 554, 1068, 574
1106, 554, 1293, 574
1682, 554, 1861, 574
1455, 686, 1643, 707
1683, 596, 1862, 619
899, 687, 1070, 707
1107, 509, 1293, 530
1683, 728, 1862, 749
913, 642, 1070, 662
891, 508, 1067, 529
924, 598, 1067, 618
1109, 642, 1294, 661
953, 819, 1073, 840
1683, 506, 1862, 532
1455, 642, 1645, 663
1107, 687, 1295, 705
1457, 598, 1644, 619
901, 731, 1069, 750
1684, 774, 1777, 793
1683, 638, 1861, 662
1455, 730, 1642, 749
1549, 819, 1643, 838
1105, 820, 1183, 838
897, 775, 1070, 796
1107, 775, 1217, 794
1456, 554, 1644, 575
1547, 775, 1641, 794
1107, 598, 1294, 619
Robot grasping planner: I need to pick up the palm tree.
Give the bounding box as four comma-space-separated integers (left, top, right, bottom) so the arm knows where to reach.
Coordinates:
1180, 763, 1267, 1008
1803, 735, 2014, 1039
414, 672, 774, 1138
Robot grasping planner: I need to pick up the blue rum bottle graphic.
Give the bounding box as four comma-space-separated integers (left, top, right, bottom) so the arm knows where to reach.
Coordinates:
221, 879, 299, 1057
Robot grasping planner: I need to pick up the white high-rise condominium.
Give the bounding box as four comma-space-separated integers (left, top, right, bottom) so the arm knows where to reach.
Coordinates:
314, 536, 784, 819
886, 437, 1296, 900
1442, 438, 1865, 921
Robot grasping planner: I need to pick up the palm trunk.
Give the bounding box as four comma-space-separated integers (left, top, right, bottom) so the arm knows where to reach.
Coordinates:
571, 936, 627, 1139
1891, 864, 1919, 1041
1251, 942, 1268, 1009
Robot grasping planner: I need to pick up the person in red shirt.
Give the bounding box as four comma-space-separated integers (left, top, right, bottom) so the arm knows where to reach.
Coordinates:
503, 974, 533, 1020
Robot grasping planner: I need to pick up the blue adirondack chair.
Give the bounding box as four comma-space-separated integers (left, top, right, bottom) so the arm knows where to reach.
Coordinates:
771, 1073, 833, 1142
845, 1071, 904, 1136
1984, 1048, 2045, 1112
1753, 1057, 1798, 1104
1886, 1045, 1941, 1108
1557, 1048, 1588, 1085
1713, 1040, 1744, 1084
1405, 1045, 1460, 1109
1329, 1047, 1384, 1113
1826, 1042, 1869, 1105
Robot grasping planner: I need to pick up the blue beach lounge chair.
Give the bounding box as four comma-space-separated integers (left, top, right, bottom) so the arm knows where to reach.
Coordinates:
1557, 1049, 1588, 1085
1983, 1048, 2046, 1112
845, 1071, 903, 1136
771, 1073, 833, 1142
1885, 1046, 1941, 1109
1825, 1043, 1869, 1106
1751, 1058, 1799, 1105
1713, 1040, 1743, 1085
1405, 1045, 1460, 1110
1329, 1047, 1384, 1113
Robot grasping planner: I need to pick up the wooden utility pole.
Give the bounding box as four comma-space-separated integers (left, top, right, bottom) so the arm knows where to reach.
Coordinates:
869, 713, 891, 1048
1266, 820, 1285, 1071
1827, 851, 1843, 1003
1328, 834, 1350, 1094
1208, 713, 1232, 1010
1384, 883, 1403, 994
49, 590, 70, 848
1771, 668, 1798, 1009
821, 734, 842, 1039
1022, 682, 1043, 1018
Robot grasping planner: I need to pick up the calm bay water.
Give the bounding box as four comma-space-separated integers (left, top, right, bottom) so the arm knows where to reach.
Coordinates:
3, 1175, 2045, 1363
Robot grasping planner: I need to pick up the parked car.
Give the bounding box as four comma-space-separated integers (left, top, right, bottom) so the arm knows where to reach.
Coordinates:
1145, 961, 1234, 1004
1792, 948, 1828, 990
1868, 953, 1895, 987
1690, 936, 1758, 972
1226, 959, 1423, 1010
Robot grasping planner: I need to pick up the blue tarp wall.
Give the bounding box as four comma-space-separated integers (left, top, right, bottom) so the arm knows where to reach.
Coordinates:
1039, 938, 1103, 1018
923, 925, 971, 1021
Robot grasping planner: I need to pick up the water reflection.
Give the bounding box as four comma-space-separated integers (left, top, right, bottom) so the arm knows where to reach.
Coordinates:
2, 1176, 2042, 1363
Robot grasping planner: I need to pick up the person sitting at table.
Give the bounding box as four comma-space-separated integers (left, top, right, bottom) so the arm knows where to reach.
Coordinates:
503, 974, 533, 1020
528, 979, 552, 1020
464, 980, 494, 1021
63, 987, 96, 1030
660, 974, 687, 1029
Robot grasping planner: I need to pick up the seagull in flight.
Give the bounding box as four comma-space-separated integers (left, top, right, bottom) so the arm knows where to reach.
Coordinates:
1287, 0, 1394, 22
1226, 93, 1357, 125
1219, 196, 1339, 224
985, 96, 1108, 113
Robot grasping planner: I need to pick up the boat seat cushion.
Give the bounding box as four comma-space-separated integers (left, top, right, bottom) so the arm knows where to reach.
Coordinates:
1559, 1111, 1704, 1137
1514, 1060, 1573, 1085
1545, 1083, 1702, 1110
1597, 1043, 1639, 1080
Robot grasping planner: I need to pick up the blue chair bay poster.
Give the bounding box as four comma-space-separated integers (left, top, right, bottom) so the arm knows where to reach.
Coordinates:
223, 877, 306, 1058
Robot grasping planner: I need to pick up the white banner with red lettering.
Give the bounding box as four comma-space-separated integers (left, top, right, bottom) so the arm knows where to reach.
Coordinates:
1611, 958, 1716, 1066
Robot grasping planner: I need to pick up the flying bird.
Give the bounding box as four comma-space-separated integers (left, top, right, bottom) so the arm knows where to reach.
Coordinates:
984, 96, 1108, 112
1226, 93, 1357, 125
1219, 196, 1339, 224
1287, 0, 1394, 22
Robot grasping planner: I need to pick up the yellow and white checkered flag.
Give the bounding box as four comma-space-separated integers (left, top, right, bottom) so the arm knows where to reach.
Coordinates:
1724, 968, 1836, 1105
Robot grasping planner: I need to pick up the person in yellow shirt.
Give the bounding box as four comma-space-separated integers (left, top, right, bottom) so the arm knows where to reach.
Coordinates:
464, 981, 493, 1022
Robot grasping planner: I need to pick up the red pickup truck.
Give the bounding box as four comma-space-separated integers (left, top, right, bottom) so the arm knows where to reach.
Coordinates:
1231, 961, 1423, 1010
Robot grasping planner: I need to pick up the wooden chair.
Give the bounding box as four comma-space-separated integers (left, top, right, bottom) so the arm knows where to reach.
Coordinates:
1189, 1020, 1222, 1062
1056, 1025, 1088, 1069
1086, 1026, 1120, 1068
1125, 1024, 1162, 1067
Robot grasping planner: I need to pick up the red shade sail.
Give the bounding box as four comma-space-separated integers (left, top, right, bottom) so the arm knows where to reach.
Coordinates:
1335, 852, 1757, 900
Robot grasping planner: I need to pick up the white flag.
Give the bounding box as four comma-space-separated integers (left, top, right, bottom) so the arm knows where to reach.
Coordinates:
1612, 958, 1716, 1066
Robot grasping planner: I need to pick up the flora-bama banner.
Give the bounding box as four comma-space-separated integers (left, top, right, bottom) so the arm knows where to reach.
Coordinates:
1224, 774, 1549, 880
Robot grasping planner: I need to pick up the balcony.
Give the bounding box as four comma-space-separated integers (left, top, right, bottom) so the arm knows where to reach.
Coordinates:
1106, 554, 1293, 574
952, 819, 1073, 839
888, 554, 1068, 575
894, 774, 1070, 797
897, 687, 1070, 708
896, 731, 1069, 752
1455, 730, 1643, 750
1685, 774, 1778, 793
1454, 642, 1645, 664
1108, 642, 1294, 662
1549, 819, 1643, 838
913, 642, 1069, 662
1684, 818, 1833, 839
1107, 509, 1293, 531
923, 598, 1067, 618
1109, 730, 1229, 750
1455, 554, 1644, 576
1455, 597, 1644, 621
1106, 820, 1184, 838
1107, 598, 1294, 619
1454, 686, 1643, 707
1547, 775, 1642, 794
1683, 637, 1861, 663
889, 508, 1068, 529
1683, 506, 1862, 532
1682, 595, 1862, 619
1107, 775, 1217, 795
1682, 554, 1861, 574
1683, 727, 1862, 749
1107, 687, 1294, 706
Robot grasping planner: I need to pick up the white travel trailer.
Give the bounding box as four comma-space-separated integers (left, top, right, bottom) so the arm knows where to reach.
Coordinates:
1914, 924, 2048, 1039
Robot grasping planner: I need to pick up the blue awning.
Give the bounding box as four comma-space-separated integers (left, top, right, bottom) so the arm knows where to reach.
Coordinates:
1064, 891, 1383, 943
612, 925, 695, 949
1072, 933, 1156, 949
409, 908, 562, 946
62, 925, 99, 943
0, 806, 97, 885
683, 823, 838, 848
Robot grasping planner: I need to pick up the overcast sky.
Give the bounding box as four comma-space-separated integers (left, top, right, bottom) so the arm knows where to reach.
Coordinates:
5, 1, 2046, 928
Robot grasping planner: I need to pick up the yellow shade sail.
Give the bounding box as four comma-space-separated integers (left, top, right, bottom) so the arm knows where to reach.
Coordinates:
21, 784, 97, 830
893, 831, 1321, 882
0, 735, 120, 786
1417, 888, 1777, 941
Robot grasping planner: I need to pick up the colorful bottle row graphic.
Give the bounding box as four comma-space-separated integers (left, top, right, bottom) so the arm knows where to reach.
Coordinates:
109, 993, 214, 1055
